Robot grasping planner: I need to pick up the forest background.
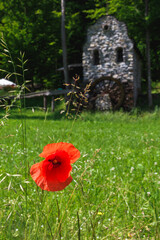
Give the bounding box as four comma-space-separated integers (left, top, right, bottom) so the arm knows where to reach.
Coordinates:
0, 0, 159, 92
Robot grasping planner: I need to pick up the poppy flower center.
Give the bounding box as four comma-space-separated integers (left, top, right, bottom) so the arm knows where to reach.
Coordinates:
48, 159, 61, 168
53, 159, 58, 164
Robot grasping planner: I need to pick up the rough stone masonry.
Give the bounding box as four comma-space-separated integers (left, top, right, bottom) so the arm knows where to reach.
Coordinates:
82, 15, 141, 110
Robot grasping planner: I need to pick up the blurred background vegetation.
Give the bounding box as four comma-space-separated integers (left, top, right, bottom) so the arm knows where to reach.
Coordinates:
0, 0, 159, 92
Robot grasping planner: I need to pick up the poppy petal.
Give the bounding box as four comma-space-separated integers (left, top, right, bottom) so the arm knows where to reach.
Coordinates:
47, 176, 73, 191
39, 142, 80, 163
30, 161, 72, 191
30, 161, 48, 190
42, 151, 72, 182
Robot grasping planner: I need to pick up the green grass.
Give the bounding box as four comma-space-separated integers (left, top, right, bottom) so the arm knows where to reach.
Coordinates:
1, 107, 160, 239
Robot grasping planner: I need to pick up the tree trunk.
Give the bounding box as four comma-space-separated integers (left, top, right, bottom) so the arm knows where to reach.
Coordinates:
145, 0, 152, 107
61, 0, 69, 87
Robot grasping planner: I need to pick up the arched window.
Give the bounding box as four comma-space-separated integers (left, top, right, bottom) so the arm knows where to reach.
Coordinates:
103, 24, 109, 31
116, 47, 123, 63
93, 49, 100, 65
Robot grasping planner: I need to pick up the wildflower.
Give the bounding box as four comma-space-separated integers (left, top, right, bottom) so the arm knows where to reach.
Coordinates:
97, 211, 104, 215
30, 142, 80, 191
110, 167, 115, 171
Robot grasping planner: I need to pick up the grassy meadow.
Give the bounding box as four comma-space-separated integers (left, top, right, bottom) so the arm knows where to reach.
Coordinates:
1, 104, 160, 239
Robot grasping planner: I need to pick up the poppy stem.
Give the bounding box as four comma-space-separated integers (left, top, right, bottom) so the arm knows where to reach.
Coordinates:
56, 199, 62, 239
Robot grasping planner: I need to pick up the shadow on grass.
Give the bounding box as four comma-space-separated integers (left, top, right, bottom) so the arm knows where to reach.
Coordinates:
1, 93, 160, 121
0, 108, 67, 121
0, 96, 69, 120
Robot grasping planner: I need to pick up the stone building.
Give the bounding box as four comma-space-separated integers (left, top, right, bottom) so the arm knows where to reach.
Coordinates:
82, 15, 142, 110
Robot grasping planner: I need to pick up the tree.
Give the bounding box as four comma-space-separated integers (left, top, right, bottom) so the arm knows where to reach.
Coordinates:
61, 0, 69, 87
145, 0, 152, 107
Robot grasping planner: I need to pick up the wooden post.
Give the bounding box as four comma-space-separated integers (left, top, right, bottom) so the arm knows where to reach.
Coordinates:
51, 96, 55, 112
43, 96, 47, 112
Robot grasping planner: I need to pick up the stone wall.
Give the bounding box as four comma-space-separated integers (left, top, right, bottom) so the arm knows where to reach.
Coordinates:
82, 15, 141, 109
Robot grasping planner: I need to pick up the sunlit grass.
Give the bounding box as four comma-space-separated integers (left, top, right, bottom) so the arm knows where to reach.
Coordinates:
1, 108, 160, 239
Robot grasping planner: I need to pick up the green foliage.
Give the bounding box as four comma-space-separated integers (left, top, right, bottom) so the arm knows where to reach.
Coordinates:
0, 0, 62, 87
0, 0, 160, 88
83, 7, 106, 21
0, 0, 109, 89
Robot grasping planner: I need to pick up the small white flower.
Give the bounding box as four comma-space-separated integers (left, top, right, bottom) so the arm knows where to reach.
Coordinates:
83, 154, 88, 158
130, 167, 134, 173
110, 167, 115, 171
147, 192, 151, 196
154, 162, 158, 165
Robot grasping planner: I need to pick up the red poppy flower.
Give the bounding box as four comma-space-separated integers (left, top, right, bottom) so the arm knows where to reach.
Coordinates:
30, 142, 80, 191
